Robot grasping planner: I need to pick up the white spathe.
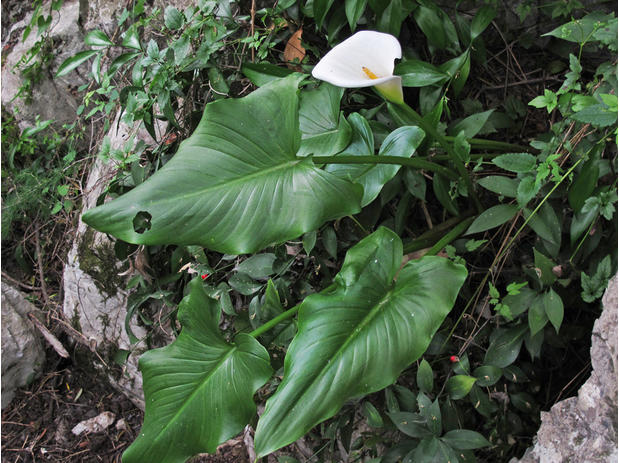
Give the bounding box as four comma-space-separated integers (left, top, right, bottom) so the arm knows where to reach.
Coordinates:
311, 30, 403, 104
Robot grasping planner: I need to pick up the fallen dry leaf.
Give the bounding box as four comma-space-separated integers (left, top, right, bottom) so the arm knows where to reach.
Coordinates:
284, 28, 305, 70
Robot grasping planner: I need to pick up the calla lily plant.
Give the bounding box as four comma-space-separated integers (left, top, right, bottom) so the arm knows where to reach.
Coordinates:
311, 30, 404, 104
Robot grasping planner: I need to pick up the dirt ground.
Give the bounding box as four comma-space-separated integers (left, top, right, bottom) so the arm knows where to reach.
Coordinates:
1, 348, 251, 463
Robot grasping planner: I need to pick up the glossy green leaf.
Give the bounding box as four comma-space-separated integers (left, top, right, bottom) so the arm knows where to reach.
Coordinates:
404, 168, 426, 200
568, 158, 599, 212
84, 29, 114, 47
407, 437, 442, 463
362, 401, 384, 427
524, 203, 561, 256
254, 227, 467, 457
442, 429, 491, 449
377, 0, 410, 37
528, 294, 547, 335
470, 5, 496, 40
388, 411, 433, 438
433, 174, 459, 216
484, 325, 527, 368
473, 365, 502, 387
327, 120, 425, 206
533, 248, 557, 286
492, 153, 537, 173
108, 52, 141, 75
446, 375, 476, 400
570, 204, 599, 247
417, 359, 434, 393
122, 27, 142, 50
241, 63, 296, 87
465, 204, 519, 235
544, 288, 564, 334
123, 279, 273, 463
477, 176, 518, 198
396, 59, 449, 87
418, 393, 442, 436
449, 110, 495, 138
571, 104, 617, 127
314, 0, 336, 29
55, 50, 98, 77
83, 75, 363, 254
298, 83, 352, 156
414, 4, 459, 53
345, 0, 368, 31
237, 254, 276, 279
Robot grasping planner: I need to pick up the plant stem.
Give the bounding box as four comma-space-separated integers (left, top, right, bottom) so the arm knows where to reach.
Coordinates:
392, 102, 484, 213
426, 216, 476, 256
312, 155, 459, 181
248, 304, 300, 338
445, 136, 534, 153
402, 212, 474, 254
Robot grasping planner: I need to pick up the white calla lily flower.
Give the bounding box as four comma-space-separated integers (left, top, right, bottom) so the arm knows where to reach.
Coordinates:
311, 30, 403, 104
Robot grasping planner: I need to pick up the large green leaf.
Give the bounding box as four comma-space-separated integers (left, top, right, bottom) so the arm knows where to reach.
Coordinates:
83, 75, 363, 254
254, 227, 467, 457
298, 83, 352, 156
123, 278, 273, 463
326, 114, 425, 206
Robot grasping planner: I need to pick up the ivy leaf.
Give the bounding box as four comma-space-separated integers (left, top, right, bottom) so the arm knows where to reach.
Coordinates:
254, 227, 467, 457
123, 279, 273, 463
83, 75, 363, 254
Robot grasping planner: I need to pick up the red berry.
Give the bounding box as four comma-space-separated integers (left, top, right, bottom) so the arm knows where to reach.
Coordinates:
449, 355, 459, 363
201, 274, 209, 280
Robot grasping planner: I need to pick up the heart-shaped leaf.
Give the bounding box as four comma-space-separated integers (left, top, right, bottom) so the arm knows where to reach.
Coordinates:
254, 227, 467, 457
83, 75, 363, 254
123, 278, 273, 463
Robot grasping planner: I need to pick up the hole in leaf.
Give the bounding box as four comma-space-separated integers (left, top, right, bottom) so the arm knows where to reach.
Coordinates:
132, 211, 152, 234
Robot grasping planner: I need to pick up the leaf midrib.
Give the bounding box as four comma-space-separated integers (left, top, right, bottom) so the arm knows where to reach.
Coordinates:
150, 343, 239, 449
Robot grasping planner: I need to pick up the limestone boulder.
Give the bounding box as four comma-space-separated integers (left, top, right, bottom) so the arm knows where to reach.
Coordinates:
1, 283, 46, 409
511, 275, 618, 463
1, 0, 86, 131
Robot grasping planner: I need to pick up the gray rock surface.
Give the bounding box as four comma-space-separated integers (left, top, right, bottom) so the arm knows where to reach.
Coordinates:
62, 112, 157, 409
511, 275, 618, 463
1, 283, 46, 409
1, 0, 86, 130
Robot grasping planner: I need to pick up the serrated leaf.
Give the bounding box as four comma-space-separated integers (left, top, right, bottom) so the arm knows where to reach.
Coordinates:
122, 27, 142, 50
164, 6, 185, 30
123, 279, 273, 463
570, 104, 617, 127
254, 228, 467, 457
83, 75, 363, 255
446, 375, 476, 400
492, 153, 537, 173
517, 175, 540, 207
84, 29, 114, 47
55, 50, 99, 77
442, 429, 491, 449
484, 325, 527, 368
298, 83, 352, 157
417, 359, 434, 393
465, 204, 519, 235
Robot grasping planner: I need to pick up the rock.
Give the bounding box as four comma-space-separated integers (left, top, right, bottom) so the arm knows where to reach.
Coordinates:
510, 275, 618, 463
1, 283, 46, 409
62, 111, 160, 410
71, 411, 116, 435
1, 0, 86, 131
